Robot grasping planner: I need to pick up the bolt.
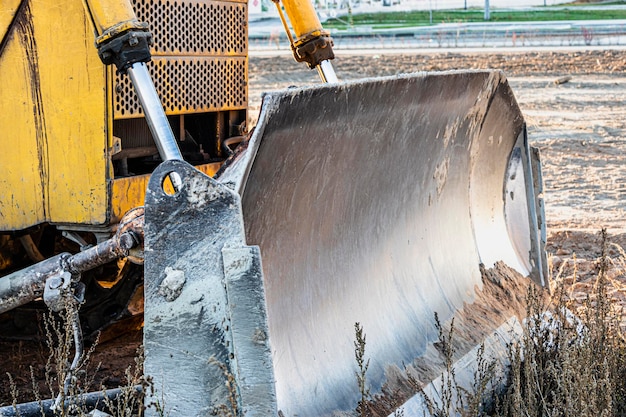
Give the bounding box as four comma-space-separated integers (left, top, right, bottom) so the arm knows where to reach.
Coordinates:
129, 33, 139, 46
48, 276, 64, 290
119, 232, 137, 250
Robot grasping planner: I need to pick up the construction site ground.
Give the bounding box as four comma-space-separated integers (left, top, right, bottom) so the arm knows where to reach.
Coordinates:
2, 48, 626, 407
249, 48, 626, 231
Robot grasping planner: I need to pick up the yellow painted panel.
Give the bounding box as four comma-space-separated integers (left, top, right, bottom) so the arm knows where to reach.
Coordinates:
0, 36, 46, 230
0, 0, 22, 41
32, 1, 109, 226
0, 0, 109, 231
111, 162, 222, 223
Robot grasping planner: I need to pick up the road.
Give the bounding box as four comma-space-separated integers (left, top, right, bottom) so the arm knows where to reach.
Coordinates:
249, 2, 626, 50
372, 0, 571, 8
249, 18, 626, 51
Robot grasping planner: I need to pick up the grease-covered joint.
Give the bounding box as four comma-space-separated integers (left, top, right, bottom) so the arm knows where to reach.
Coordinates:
292, 31, 335, 69
95, 20, 152, 73
0, 209, 144, 315
64, 208, 144, 274
0, 254, 70, 315
118, 206, 145, 265
43, 271, 85, 313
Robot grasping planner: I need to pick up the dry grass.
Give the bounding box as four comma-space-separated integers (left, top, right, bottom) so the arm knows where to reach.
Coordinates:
355, 322, 372, 417
7, 229, 626, 416
5, 307, 146, 417
414, 229, 626, 417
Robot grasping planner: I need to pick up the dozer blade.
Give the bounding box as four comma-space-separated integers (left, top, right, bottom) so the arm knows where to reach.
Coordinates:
217, 70, 547, 416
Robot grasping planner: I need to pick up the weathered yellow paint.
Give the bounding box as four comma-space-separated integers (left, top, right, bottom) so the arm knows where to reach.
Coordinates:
0, 0, 109, 231
280, 0, 323, 40
0, 40, 45, 229
0, 0, 22, 41
83, 0, 138, 36
110, 162, 222, 223
1, 0, 246, 232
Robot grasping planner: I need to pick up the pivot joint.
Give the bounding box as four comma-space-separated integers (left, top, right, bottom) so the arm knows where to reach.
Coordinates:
95, 21, 152, 73
292, 31, 335, 69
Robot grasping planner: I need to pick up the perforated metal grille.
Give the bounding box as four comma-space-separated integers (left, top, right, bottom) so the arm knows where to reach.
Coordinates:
113, 0, 248, 119
115, 57, 246, 117
134, 0, 247, 56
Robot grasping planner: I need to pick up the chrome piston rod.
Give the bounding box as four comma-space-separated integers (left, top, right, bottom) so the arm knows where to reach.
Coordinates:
316, 59, 338, 83
127, 63, 183, 162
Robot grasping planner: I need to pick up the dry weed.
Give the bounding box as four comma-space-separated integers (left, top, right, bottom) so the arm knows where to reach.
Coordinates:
418, 229, 626, 417
5, 307, 146, 417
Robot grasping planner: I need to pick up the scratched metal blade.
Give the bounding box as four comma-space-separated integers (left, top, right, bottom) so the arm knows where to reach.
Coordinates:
221, 70, 545, 416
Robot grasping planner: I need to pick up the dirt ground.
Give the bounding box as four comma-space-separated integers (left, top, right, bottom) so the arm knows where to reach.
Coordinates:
248, 47, 626, 308
249, 49, 626, 231
2, 48, 626, 407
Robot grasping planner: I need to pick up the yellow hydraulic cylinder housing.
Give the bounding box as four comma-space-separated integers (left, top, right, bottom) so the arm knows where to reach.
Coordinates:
280, 0, 323, 39
84, 0, 138, 37
0, 0, 248, 233
276, 0, 334, 69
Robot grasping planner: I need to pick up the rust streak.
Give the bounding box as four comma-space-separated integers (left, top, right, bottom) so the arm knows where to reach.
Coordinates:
16, 1, 50, 219
0, 0, 27, 56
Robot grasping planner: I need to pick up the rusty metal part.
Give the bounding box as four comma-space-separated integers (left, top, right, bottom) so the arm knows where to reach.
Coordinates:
219, 70, 547, 416
0, 386, 143, 417
292, 31, 335, 69
0, 209, 144, 315
0, 254, 69, 314
43, 271, 76, 312
118, 206, 145, 264
64, 208, 144, 274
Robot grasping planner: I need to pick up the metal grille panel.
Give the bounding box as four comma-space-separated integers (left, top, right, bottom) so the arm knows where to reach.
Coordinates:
115, 57, 247, 117
114, 0, 248, 119
134, 0, 247, 56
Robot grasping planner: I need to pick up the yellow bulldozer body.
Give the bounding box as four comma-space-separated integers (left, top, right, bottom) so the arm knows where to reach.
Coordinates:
0, 0, 549, 415
0, 0, 109, 230
0, 0, 247, 232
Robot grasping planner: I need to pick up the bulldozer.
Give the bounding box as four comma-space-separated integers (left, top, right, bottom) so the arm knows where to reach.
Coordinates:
0, 0, 547, 415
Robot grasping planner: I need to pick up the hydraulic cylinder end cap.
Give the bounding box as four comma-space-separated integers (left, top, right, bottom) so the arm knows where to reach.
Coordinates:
293, 30, 335, 69
95, 20, 153, 73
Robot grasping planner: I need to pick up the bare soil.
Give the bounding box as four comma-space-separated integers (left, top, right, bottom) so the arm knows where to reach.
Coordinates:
2, 48, 626, 408
249, 49, 626, 231
248, 46, 626, 338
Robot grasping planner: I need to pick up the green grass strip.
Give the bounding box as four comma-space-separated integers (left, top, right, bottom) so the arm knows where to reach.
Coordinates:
324, 6, 626, 30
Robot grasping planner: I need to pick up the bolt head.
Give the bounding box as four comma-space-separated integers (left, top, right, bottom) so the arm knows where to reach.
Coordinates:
48, 276, 64, 290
